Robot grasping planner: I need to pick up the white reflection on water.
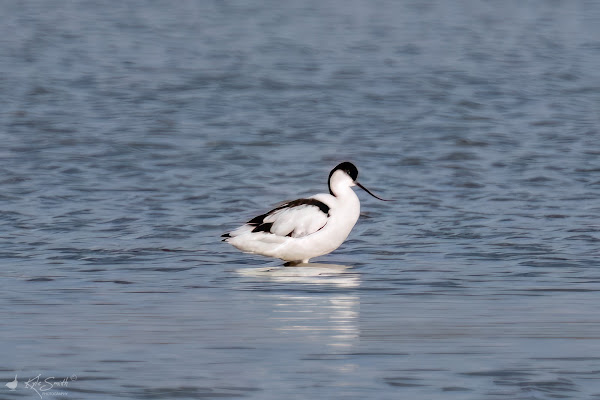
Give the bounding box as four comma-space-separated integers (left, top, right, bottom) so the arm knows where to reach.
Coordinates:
237, 263, 360, 349
272, 294, 359, 349
236, 263, 360, 288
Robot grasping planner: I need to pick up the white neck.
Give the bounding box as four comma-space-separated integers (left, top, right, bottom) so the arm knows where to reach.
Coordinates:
329, 170, 355, 197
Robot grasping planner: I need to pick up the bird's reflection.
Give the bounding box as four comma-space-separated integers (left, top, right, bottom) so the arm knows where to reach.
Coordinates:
270, 294, 359, 349
236, 263, 360, 349
236, 262, 359, 288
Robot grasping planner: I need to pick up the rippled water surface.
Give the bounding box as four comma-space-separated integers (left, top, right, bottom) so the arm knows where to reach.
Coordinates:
2, 1, 600, 399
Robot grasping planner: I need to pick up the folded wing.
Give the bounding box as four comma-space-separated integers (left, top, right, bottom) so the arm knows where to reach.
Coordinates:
245, 198, 330, 238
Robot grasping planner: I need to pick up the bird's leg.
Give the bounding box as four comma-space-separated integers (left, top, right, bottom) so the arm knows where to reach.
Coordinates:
284, 260, 303, 267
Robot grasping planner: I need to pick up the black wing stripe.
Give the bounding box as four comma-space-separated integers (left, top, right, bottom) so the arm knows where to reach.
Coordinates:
284, 199, 330, 215
245, 198, 330, 235
246, 198, 330, 226
252, 222, 273, 233
247, 212, 269, 225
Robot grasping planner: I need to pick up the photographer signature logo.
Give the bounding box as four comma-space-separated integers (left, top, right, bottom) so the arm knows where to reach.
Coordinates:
5, 374, 17, 390
5, 373, 77, 399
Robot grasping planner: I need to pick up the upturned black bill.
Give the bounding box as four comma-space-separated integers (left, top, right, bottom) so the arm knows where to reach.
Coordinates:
356, 182, 392, 201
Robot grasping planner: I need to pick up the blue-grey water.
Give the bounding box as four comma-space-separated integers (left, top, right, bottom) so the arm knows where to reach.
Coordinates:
2, 1, 600, 399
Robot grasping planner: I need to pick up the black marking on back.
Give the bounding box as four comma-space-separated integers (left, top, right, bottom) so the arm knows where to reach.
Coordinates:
247, 213, 269, 225
245, 198, 330, 235
283, 198, 330, 215
328, 162, 358, 195
252, 222, 273, 233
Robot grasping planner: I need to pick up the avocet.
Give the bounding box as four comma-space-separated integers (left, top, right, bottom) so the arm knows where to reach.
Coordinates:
222, 162, 389, 265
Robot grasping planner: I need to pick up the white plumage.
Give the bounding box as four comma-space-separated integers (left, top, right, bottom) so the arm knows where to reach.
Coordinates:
222, 162, 388, 265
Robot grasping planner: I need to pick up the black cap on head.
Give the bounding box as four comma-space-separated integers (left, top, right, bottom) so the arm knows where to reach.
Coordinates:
330, 162, 358, 181
328, 161, 391, 201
